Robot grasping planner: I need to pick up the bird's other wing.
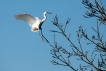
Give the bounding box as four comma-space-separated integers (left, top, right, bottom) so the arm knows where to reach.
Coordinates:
35, 17, 40, 19
15, 14, 37, 26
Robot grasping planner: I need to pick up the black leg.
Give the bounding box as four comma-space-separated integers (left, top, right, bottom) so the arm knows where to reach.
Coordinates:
39, 28, 49, 43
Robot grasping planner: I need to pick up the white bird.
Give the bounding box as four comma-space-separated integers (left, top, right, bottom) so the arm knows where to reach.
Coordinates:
15, 12, 52, 32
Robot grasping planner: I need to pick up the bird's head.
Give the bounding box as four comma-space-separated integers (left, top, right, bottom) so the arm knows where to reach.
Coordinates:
44, 12, 52, 15
42, 12, 52, 22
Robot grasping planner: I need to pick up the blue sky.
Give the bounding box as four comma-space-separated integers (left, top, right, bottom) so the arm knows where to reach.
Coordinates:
0, 0, 106, 71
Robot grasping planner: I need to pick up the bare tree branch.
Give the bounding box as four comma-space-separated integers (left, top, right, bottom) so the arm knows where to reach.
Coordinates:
42, 0, 106, 71
82, 0, 106, 25
46, 15, 106, 71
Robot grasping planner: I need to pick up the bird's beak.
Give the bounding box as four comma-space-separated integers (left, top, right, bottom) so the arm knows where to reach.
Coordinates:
47, 12, 52, 14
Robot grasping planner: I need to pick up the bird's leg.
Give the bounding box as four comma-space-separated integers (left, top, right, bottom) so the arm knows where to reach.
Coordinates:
40, 30, 44, 42
39, 30, 44, 42
40, 28, 49, 43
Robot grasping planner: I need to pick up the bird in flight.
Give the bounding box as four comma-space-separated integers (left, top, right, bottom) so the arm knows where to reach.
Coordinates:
15, 12, 52, 32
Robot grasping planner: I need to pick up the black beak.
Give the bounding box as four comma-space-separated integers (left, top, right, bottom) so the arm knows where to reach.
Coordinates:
47, 12, 52, 14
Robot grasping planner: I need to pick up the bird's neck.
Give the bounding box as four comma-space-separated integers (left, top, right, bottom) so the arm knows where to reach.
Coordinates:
42, 14, 46, 22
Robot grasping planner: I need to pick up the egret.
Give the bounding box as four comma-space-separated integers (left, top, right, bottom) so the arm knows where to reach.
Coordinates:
15, 12, 52, 32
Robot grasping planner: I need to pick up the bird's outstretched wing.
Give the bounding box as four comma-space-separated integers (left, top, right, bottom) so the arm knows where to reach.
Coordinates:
15, 14, 37, 26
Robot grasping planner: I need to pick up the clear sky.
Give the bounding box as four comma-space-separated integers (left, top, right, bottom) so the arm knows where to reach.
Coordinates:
0, 0, 106, 71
